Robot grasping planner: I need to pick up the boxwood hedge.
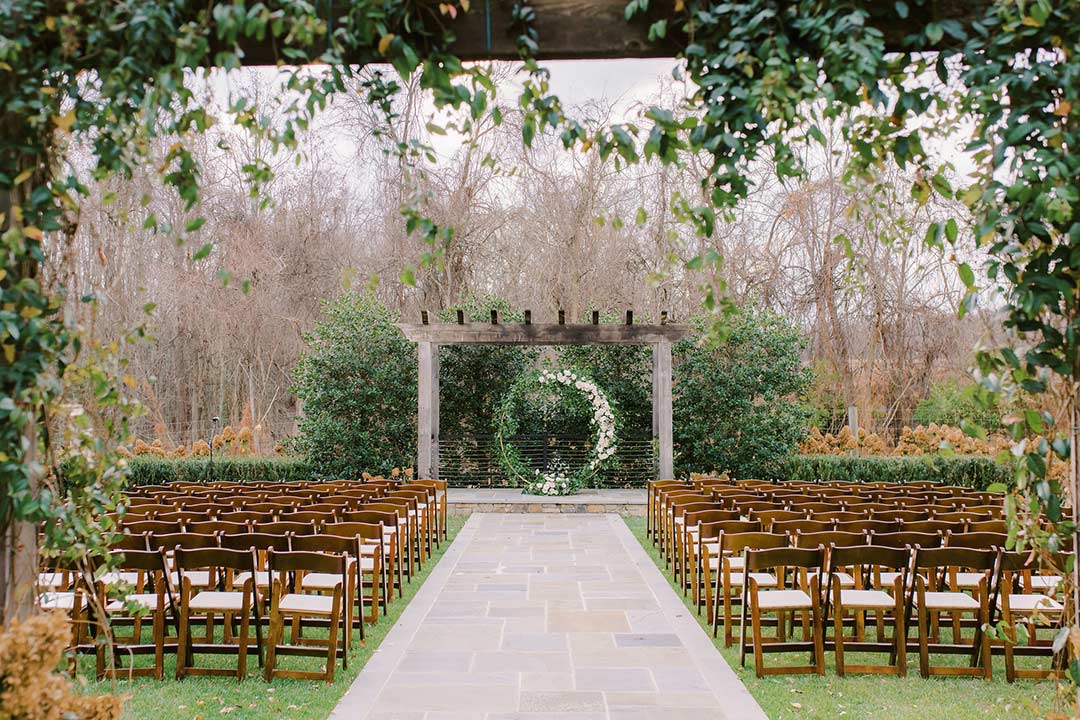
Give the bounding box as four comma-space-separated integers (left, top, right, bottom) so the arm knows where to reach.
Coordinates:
778, 454, 1010, 491
125, 456, 315, 486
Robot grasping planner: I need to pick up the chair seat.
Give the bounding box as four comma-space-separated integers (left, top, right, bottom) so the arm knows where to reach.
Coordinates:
878, 571, 925, 587
810, 570, 854, 588
755, 589, 813, 610
278, 593, 337, 616
188, 591, 249, 612
100, 571, 143, 587
234, 571, 272, 588
838, 589, 896, 609
172, 570, 212, 588
1031, 575, 1063, 592
953, 571, 988, 590
38, 591, 84, 610
302, 572, 353, 590
915, 591, 980, 611
729, 572, 777, 588
106, 593, 160, 612
1001, 593, 1064, 614
38, 572, 67, 590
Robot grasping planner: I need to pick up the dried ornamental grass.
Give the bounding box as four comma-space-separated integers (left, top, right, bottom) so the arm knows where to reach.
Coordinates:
0, 612, 122, 720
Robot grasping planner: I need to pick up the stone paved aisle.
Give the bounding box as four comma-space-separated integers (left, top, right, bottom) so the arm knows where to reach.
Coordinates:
330, 513, 766, 720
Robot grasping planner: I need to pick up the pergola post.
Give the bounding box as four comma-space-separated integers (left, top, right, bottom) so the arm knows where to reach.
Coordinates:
417, 341, 436, 478
431, 343, 440, 479
653, 339, 674, 479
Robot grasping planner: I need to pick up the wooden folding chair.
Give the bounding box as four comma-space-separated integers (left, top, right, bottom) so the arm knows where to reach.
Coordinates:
697, 519, 760, 621
339, 511, 403, 601
97, 548, 170, 680
909, 546, 996, 679
825, 544, 910, 676
993, 550, 1067, 682
175, 547, 263, 680
714, 531, 787, 647
292, 531, 375, 633
263, 549, 349, 683
739, 546, 826, 678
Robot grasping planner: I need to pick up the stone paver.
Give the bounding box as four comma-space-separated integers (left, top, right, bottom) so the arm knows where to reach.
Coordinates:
330, 513, 766, 720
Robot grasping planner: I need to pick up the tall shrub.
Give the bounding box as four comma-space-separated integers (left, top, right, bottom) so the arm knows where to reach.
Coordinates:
438, 297, 539, 437
291, 293, 416, 477
674, 310, 812, 478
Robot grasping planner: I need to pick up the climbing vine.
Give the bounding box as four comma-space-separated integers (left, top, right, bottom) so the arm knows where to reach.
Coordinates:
2, 0, 1078, 704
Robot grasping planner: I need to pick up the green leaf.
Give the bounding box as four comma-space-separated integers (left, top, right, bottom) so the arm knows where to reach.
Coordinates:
191, 243, 213, 261
635, 207, 648, 226
958, 262, 975, 288
184, 217, 207, 233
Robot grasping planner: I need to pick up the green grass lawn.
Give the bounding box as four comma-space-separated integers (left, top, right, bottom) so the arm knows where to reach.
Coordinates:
76, 516, 467, 720
622, 515, 1063, 720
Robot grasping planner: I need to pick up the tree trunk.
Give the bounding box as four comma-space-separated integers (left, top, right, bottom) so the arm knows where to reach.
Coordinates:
0, 423, 40, 625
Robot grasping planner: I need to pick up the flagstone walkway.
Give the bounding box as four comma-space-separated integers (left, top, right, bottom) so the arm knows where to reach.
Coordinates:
330, 513, 766, 720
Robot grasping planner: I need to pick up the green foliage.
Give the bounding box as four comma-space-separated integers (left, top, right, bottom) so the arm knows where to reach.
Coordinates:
125, 455, 313, 486
913, 380, 1005, 431
494, 366, 621, 492
674, 310, 812, 479
438, 296, 538, 437
291, 292, 416, 477
560, 312, 652, 435
782, 454, 1010, 491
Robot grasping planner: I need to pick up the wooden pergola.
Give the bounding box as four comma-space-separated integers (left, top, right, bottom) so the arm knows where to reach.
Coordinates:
397, 310, 692, 481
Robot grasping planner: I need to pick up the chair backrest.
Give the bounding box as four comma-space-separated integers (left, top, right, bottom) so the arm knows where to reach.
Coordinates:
290, 533, 360, 556
187, 520, 251, 535
873, 509, 932, 523
174, 546, 256, 573
944, 531, 1007, 550
323, 521, 386, 542
114, 532, 150, 551
789, 502, 840, 515
267, 548, 347, 577
124, 520, 183, 535
913, 546, 998, 572
829, 543, 910, 573
903, 520, 966, 535
111, 547, 168, 573
683, 508, 741, 527
254, 520, 317, 535
827, 511, 870, 523
792, 530, 866, 549
745, 545, 825, 573
280, 510, 338, 526
720, 531, 788, 554
750, 509, 805, 529
218, 511, 269, 523
772, 519, 833, 536
833, 519, 897, 534
148, 531, 219, 551
966, 519, 1007, 533
697, 519, 760, 541
869, 530, 942, 549
219, 531, 284, 552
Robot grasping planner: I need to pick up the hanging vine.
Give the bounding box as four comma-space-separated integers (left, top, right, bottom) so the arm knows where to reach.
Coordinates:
1, 0, 1079, 707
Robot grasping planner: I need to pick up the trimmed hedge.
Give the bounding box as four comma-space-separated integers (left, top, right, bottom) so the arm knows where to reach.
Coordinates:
779, 454, 1010, 491
125, 456, 315, 486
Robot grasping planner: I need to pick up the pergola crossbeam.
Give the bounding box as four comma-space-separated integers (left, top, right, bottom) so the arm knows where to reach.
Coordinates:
400, 317, 688, 481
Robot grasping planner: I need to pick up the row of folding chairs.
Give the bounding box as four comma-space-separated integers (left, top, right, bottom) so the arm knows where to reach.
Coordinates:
725, 540, 1065, 682
37, 514, 434, 681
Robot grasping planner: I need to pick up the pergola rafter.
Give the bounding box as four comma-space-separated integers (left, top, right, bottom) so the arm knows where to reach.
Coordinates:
397, 311, 691, 481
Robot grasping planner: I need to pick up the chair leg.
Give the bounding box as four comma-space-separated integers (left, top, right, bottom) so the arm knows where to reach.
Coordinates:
917, 606, 930, 678
238, 600, 250, 680
895, 598, 907, 677
263, 611, 282, 682
834, 603, 846, 677
153, 608, 165, 681
752, 598, 765, 678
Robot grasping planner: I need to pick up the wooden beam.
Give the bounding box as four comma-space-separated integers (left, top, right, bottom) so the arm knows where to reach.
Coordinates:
398, 322, 691, 345
233, 0, 989, 66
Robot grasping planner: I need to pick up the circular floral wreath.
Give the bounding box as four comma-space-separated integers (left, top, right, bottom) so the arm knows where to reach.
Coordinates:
495, 367, 619, 495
